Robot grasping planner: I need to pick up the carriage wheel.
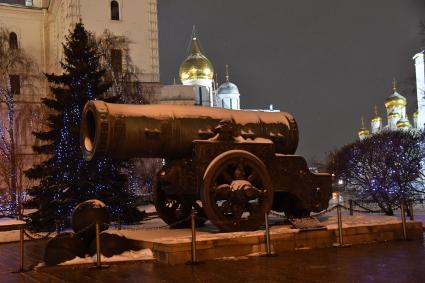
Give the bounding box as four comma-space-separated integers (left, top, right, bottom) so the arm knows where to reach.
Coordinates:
201, 150, 273, 232
154, 177, 206, 228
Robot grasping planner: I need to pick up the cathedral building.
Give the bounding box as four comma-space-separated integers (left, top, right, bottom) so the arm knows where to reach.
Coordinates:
0, 0, 160, 190
160, 28, 275, 112
357, 50, 425, 140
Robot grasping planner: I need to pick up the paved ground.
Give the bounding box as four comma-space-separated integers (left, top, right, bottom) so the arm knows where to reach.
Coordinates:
1, 236, 425, 283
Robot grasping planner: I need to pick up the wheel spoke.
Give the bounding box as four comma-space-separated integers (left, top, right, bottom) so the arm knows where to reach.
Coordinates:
202, 151, 272, 231
220, 169, 234, 184
247, 172, 259, 185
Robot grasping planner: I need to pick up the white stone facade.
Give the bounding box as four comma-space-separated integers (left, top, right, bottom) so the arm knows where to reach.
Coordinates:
414, 51, 425, 130
1, 0, 159, 79
0, 0, 160, 190
358, 50, 425, 139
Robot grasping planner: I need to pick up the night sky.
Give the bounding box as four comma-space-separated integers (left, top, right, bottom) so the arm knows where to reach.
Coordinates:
157, 0, 425, 162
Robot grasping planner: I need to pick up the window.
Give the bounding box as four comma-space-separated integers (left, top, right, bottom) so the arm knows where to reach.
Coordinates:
111, 1, 120, 21
25, 0, 33, 6
111, 49, 122, 74
9, 75, 20, 95
9, 32, 18, 49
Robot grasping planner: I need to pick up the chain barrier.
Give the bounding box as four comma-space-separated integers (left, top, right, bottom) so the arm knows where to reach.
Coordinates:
311, 205, 340, 217
269, 204, 340, 219
74, 222, 96, 237
13, 198, 394, 239
350, 200, 382, 213
23, 229, 54, 241
109, 215, 193, 231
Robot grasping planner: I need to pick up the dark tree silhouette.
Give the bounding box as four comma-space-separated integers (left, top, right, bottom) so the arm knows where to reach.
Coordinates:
327, 130, 425, 215
24, 22, 138, 231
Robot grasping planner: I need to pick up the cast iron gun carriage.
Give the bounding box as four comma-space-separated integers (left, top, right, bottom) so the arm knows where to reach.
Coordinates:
80, 100, 332, 232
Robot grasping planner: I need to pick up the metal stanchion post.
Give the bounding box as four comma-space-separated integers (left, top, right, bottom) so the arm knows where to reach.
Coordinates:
90, 222, 109, 269
337, 205, 344, 246
190, 209, 197, 264
349, 200, 353, 216
19, 227, 24, 272
96, 222, 101, 267
333, 205, 351, 248
265, 212, 271, 256
400, 201, 407, 240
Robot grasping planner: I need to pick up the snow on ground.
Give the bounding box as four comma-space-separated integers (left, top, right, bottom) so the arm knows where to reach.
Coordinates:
317, 210, 402, 229
0, 218, 28, 243
0, 218, 26, 226
57, 249, 154, 266
1, 204, 422, 244
137, 203, 157, 214
106, 209, 408, 245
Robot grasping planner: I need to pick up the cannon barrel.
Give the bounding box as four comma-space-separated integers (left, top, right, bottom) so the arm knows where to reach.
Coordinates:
81, 100, 299, 160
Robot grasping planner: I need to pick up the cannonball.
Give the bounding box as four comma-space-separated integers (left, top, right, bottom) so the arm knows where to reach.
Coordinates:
88, 232, 143, 257
43, 233, 86, 266
72, 199, 110, 240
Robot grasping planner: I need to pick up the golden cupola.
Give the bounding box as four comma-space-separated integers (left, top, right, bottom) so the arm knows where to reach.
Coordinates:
179, 29, 214, 82
358, 116, 369, 139
413, 110, 419, 119
358, 128, 370, 137
384, 79, 406, 109
371, 105, 382, 123
396, 116, 410, 129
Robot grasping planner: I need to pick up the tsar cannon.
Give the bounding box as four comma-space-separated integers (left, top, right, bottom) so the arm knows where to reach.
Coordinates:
80, 100, 332, 232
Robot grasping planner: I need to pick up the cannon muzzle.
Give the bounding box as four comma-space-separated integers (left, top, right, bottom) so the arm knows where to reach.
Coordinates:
81, 100, 299, 161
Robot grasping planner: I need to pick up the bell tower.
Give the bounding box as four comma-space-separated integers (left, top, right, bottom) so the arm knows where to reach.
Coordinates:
414, 51, 425, 130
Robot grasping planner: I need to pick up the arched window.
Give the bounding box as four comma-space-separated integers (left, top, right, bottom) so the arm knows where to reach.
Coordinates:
111, 1, 120, 21
9, 32, 18, 49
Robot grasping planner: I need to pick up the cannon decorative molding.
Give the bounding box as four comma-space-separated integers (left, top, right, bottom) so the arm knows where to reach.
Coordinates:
80, 101, 332, 232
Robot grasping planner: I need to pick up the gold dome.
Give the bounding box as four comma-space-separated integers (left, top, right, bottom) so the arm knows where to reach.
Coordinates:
396, 119, 410, 129
384, 80, 406, 108
413, 110, 419, 118
358, 116, 369, 137
384, 95, 407, 108
388, 112, 401, 119
179, 31, 214, 81
358, 128, 370, 136
371, 105, 381, 123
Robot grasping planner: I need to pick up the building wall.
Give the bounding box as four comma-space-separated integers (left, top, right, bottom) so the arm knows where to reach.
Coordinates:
0, 5, 45, 72
414, 52, 425, 130
79, 0, 159, 82
0, 0, 160, 191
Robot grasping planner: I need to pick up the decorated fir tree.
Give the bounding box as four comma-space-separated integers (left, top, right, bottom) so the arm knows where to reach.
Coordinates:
25, 22, 137, 230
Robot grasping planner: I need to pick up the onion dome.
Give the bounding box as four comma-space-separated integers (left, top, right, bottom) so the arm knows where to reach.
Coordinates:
179, 28, 214, 81
358, 128, 370, 136
218, 65, 240, 95
396, 117, 410, 129
384, 79, 406, 109
388, 112, 401, 119
358, 116, 369, 138
413, 110, 419, 119
218, 81, 239, 95
371, 105, 382, 122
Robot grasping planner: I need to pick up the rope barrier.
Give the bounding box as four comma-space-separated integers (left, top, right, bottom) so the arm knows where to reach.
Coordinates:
109, 215, 193, 231
10, 197, 404, 238
23, 229, 54, 241
351, 200, 382, 213
269, 204, 340, 219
